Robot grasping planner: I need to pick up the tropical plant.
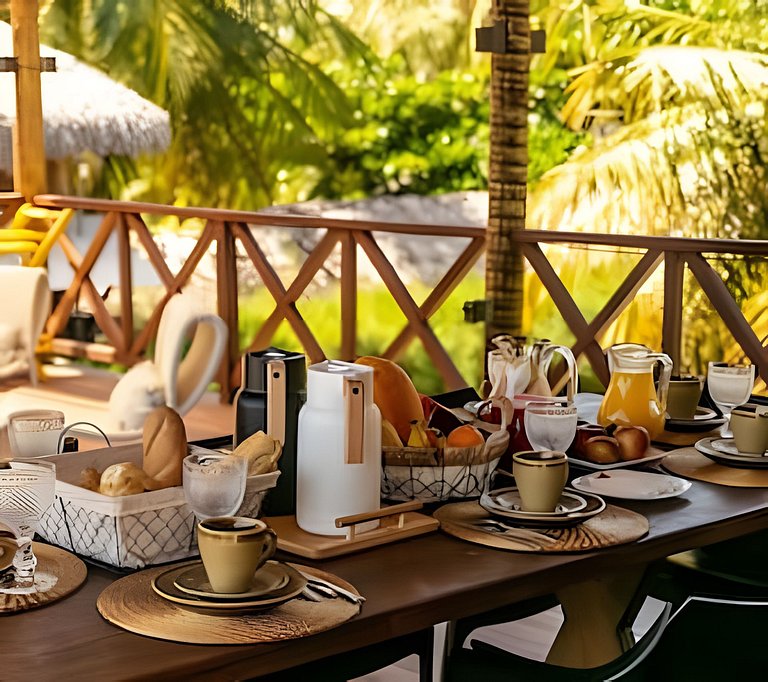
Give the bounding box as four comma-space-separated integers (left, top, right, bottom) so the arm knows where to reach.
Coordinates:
523, 0, 768, 377
36, 0, 372, 208
312, 58, 491, 199
527, 0, 768, 240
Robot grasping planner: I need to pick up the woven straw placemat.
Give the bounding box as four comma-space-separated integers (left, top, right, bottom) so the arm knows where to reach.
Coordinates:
0, 542, 87, 613
435, 501, 648, 553
96, 563, 361, 644
662, 448, 768, 487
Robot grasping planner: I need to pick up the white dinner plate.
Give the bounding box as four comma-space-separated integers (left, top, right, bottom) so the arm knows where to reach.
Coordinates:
571, 469, 691, 500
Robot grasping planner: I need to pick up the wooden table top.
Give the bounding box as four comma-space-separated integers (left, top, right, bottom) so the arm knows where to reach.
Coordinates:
5, 469, 768, 681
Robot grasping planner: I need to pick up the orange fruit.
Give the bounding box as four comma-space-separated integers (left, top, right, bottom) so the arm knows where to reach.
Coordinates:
445, 424, 485, 448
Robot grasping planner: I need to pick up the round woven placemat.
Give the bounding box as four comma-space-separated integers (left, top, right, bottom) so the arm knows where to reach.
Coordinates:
97, 563, 361, 644
435, 501, 648, 553
0, 542, 87, 613
662, 448, 768, 487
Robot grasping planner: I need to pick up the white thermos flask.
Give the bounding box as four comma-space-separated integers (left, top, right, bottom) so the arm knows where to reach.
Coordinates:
296, 360, 381, 536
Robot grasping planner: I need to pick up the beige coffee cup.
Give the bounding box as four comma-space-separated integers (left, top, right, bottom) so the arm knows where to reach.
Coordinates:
666, 376, 703, 420
512, 450, 569, 512
730, 407, 768, 456
197, 517, 277, 593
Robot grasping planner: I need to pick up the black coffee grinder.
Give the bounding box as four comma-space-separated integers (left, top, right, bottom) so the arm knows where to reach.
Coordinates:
234, 347, 306, 516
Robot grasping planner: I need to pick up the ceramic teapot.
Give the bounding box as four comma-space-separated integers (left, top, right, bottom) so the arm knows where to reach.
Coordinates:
597, 347, 673, 439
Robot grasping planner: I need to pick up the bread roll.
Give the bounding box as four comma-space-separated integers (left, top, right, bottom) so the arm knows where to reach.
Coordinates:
142, 406, 188, 488
232, 430, 282, 475
355, 356, 424, 444
99, 462, 150, 496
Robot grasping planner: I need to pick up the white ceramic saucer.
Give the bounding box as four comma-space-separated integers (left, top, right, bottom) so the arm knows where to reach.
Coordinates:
174, 560, 290, 599
479, 487, 606, 528
695, 437, 768, 469
152, 561, 306, 610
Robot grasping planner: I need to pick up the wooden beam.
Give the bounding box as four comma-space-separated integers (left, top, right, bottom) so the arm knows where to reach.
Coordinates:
10, 0, 46, 199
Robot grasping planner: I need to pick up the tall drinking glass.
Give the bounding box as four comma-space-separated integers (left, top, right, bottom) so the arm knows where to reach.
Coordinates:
523, 401, 579, 452
707, 363, 755, 436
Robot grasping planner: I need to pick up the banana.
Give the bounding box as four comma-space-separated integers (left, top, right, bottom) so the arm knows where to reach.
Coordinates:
381, 419, 403, 447
407, 419, 431, 448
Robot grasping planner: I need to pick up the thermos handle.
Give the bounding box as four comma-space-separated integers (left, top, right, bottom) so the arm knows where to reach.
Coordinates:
267, 359, 286, 446
344, 378, 364, 464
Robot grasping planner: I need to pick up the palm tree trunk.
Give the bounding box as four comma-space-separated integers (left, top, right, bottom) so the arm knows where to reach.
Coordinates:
485, 0, 529, 340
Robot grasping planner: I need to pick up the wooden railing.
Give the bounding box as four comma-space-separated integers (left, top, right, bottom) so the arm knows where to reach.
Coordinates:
31, 194, 485, 396
23, 194, 768, 396
513, 230, 768, 386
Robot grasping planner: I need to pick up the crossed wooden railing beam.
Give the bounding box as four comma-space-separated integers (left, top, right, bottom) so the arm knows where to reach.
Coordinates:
32, 194, 768, 399
514, 230, 768, 385
36, 195, 484, 397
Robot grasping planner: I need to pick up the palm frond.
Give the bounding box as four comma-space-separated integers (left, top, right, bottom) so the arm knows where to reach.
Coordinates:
529, 101, 768, 239
561, 45, 768, 129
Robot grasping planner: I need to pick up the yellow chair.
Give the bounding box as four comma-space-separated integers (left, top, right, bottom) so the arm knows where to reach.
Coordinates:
0, 203, 75, 267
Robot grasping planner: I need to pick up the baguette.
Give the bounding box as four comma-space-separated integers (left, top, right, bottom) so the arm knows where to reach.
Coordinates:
142, 406, 188, 488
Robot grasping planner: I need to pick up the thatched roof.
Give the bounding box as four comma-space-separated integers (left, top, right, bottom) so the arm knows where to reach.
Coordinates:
0, 22, 170, 172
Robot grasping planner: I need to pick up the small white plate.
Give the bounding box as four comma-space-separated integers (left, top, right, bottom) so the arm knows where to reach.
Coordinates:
571, 469, 691, 500
567, 449, 668, 471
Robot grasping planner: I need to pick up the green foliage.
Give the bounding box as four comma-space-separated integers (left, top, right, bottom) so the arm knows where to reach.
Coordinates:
238, 273, 486, 394
310, 59, 490, 199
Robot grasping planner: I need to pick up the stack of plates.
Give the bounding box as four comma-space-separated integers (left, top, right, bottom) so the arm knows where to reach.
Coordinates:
151, 560, 307, 610
479, 487, 606, 528
695, 437, 768, 469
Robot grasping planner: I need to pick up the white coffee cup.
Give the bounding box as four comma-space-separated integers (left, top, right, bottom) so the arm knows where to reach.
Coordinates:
7, 410, 64, 457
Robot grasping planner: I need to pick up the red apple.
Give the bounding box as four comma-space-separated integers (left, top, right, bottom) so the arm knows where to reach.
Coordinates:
614, 426, 650, 461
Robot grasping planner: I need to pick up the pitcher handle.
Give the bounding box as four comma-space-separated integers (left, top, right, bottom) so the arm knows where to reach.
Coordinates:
540, 345, 579, 401
649, 353, 673, 411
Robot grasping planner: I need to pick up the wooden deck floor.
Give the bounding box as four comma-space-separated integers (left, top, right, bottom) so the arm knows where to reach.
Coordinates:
0, 361, 235, 456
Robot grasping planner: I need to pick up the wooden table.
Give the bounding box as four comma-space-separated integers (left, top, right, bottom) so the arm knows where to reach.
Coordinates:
5, 469, 768, 680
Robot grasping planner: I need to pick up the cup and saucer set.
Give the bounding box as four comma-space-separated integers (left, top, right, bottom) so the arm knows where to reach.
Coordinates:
151, 517, 307, 611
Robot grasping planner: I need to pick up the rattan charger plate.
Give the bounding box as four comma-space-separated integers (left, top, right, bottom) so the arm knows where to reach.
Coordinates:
0, 542, 87, 613
97, 563, 361, 645
435, 501, 648, 552
662, 448, 768, 487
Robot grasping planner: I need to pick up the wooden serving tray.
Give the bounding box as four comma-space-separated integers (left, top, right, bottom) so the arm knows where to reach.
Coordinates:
265, 501, 439, 559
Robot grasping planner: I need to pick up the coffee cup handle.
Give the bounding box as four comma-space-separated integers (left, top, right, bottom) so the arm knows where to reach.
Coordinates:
261, 528, 278, 565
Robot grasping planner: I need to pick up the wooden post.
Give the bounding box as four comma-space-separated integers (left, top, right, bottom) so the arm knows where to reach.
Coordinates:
10, 0, 47, 199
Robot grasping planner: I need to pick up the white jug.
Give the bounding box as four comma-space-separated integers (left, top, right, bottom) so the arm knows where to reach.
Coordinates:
296, 360, 381, 536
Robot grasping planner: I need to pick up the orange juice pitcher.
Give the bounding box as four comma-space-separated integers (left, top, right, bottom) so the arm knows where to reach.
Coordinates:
597, 348, 673, 439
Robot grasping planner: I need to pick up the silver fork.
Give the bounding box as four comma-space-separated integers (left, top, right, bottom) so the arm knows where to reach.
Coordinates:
471, 519, 558, 546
